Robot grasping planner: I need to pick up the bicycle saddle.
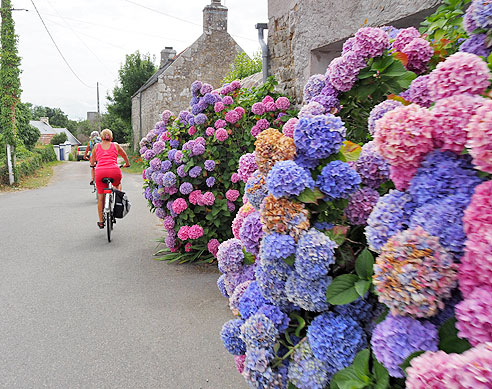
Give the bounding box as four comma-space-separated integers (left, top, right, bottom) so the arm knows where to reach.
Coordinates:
102, 178, 114, 184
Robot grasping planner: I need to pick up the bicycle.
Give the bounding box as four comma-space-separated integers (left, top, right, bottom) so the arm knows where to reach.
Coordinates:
101, 177, 116, 242
91, 180, 97, 200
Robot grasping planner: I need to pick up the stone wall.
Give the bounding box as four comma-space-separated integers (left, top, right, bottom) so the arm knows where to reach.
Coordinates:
131, 82, 159, 149
267, 0, 441, 103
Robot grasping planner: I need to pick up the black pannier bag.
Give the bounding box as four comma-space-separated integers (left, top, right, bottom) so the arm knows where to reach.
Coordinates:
113, 189, 131, 218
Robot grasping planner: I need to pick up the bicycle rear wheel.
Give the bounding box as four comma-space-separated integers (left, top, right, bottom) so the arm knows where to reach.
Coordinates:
106, 210, 112, 242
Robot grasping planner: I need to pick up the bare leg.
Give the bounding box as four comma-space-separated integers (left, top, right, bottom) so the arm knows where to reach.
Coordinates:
98, 193, 104, 223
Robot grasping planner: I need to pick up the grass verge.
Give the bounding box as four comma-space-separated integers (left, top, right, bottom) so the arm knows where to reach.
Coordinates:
0, 161, 62, 192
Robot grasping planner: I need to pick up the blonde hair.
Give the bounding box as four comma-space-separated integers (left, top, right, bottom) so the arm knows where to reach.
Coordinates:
101, 129, 113, 141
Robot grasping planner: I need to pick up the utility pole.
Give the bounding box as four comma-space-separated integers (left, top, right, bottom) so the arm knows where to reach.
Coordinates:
97, 81, 101, 131
0, 0, 22, 185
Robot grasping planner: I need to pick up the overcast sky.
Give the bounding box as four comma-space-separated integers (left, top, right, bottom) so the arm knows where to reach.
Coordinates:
12, 0, 268, 120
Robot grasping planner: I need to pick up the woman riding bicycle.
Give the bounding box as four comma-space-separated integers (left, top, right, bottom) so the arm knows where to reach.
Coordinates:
83, 131, 102, 185
89, 129, 130, 229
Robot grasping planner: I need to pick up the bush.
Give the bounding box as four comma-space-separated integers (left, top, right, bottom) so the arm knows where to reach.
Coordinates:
50, 132, 68, 145
222, 51, 262, 84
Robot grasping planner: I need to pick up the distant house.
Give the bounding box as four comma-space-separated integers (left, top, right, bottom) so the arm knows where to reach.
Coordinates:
30, 117, 81, 146
131, 0, 245, 149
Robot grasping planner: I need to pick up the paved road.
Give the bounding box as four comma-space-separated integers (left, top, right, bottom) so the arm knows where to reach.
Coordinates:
0, 162, 245, 388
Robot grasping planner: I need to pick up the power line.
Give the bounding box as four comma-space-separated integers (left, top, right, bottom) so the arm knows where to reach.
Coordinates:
121, 0, 257, 43
44, 0, 113, 77
30, 0, 94, 88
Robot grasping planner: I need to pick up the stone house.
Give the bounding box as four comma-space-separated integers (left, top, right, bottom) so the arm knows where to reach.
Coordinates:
267, 0, 441, 103
131, 0, 244, 149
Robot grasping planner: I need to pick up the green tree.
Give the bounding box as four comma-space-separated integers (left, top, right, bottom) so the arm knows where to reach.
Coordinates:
106, 51, 156, 126
222, 51, 262, 84
31, 105, 69, 128
100, 112, 131, 144
50, 132, 67, 145
0, 0, 22, 183
16, 102, 40, 150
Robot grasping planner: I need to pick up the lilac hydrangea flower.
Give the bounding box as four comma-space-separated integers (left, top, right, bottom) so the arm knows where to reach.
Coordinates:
353, 144, 390, 188
179, 182, 193, 195
206, 176, 215, 187
368, 100, 403, 135
240, 313, 279, 349
294, 229, 336, 280
345, 187, 380, 225
371, 315, 438, 377
460, 33, 492, 57
204, 160, 215, 171
162, 171, 177, 187
303, 74, 326, 103
161, 160, 172, 172
352, 27, 389, 58
189, 166, 202, 178
217, 238, 244, 273
239, 212, 264, 256
176, 164, 187, 178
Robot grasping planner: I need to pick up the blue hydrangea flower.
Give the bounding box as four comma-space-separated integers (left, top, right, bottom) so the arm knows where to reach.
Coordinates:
266, 160, 315, 198
409, 194, 471, 257
428, 289, 462, 327
295, 228, 336, 280
475, 0, 492, 29
167, 149, 177, 162
244, 364, 288, 389
245, 171, 269, 211
316, 161, 361, 201
203, 93, 216, 105
206, 176, 215, 187
409, 150, 482, 208
245, 347, 274, 373
217, 274, 229, 298
194, 113, 207, 125
240, 313, 279, 349
239, 281, 269, 320
294, 114, 346, 164
288, 342, 330, 389
261, 233, 296, 261
307, 312, 367, 375
189, 166, 202, 178
334, 297, 374, 325
257, 304, 290, 333
365, 189, 414, 252
371, 315, 438, 377
220, 319, 246, 355
256, 251, 293, 310
313, 222, 334, 231
144, 187, 152, 200
162, 171, 176, 187
169, 139, 179, 149
285, 271, 331, 312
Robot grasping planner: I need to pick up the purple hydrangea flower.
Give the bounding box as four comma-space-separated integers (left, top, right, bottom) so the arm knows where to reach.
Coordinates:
204, 160, 215, 171
400, 75, 433, 108
294, 229, 336, 280
303, 74, 326, 103
192, 143, 205, 156
206, 176, 215, 187
345, 187, 380, 225
176, 164, 187, 178
353, 144, 390, 189
152, 140, 166, 155
144, 149, 155, 161
161, 160, 172, 172
368, 100, 403, 135
169, 139, 180, 149
179, 182, 193, 195
371, 315, 438, 377
150, 157, 161, 171
460, 34, 492, 57
194, 113, 207, 125
239, 212, 264, 256
217, 238, 244, 273
475, 0, 492, 29
189, 166, 202, 178
162, 171, 177, 187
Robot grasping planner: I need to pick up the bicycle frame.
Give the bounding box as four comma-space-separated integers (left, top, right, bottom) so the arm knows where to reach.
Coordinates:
102, 180, 115, 242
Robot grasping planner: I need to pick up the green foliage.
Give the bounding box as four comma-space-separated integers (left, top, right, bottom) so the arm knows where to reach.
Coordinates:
331, 349, 390, 389
420, 0, 471, 56
16, 102, 40, 150
399, 351, 425, 376
339, 55, 416, 143
100, 111, 131, 144
438, 317, 472, 353
50, 132, 68, 145
107, 51, 156, 127
30, 105, 70, 128
222, 51, 262, 84
326, 248, 375, 304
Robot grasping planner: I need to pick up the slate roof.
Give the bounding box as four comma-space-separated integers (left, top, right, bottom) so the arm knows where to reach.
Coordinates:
30, 120, 81, 145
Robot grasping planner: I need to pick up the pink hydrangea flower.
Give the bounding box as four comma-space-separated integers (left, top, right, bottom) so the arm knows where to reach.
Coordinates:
232, 203, 255, 239
431, 94, 486, 153
201, 191, 215, 206
208, 239, 220, 257
402, 38, 434, 74
226, 189, 240, 202
206, 127, 215, 137
463, 180, 492, 237
250, 125, 261, 137
222, 96, 233, 105
225, 110, 241, 124
238, 153, 258, 183
188, 126, 196, 136
389, 165, 418, 191
352, 27, 389, 58
456, 287, 492, 346
215, 119, 227, 129
189, 190, 203, 205
161, 131, 171, 141
374, 104, 433, 168
172, 198, 188, 214
216, 128, 229, 141
188, 225, 204, 240
275, 97, 290, 110
170, 247, 178, 253
167, 186, 178, 195
177, 226, 190, 240
230, 80, 241, 90
234, 355, 246, 374
282, 118, 298, 138
195, 136, 205, 145
262, 95, 274, 105
256, 119, 270, 130
231, 173, 240, 183
429, 52, 491, 100
466, 99, 492, 173
251, 102, 265, 115
392, 27, 421, 52
406, 350, 459, 388
214, 102, 225, 112
185, 243, 192, 252
234, 107, 245, 117
265, 102, 277, 112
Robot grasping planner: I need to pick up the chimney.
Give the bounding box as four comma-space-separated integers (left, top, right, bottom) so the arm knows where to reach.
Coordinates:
40, 117, 49, 125
203, 0, 228, 34
160, 47, 176, 68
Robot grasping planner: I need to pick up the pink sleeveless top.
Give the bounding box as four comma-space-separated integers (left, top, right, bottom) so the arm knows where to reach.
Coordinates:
95, 143, 118, 169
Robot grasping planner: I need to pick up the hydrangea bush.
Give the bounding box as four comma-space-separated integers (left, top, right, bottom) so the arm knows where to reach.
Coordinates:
217, 5, 492, 387
140, 77, 297, 262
